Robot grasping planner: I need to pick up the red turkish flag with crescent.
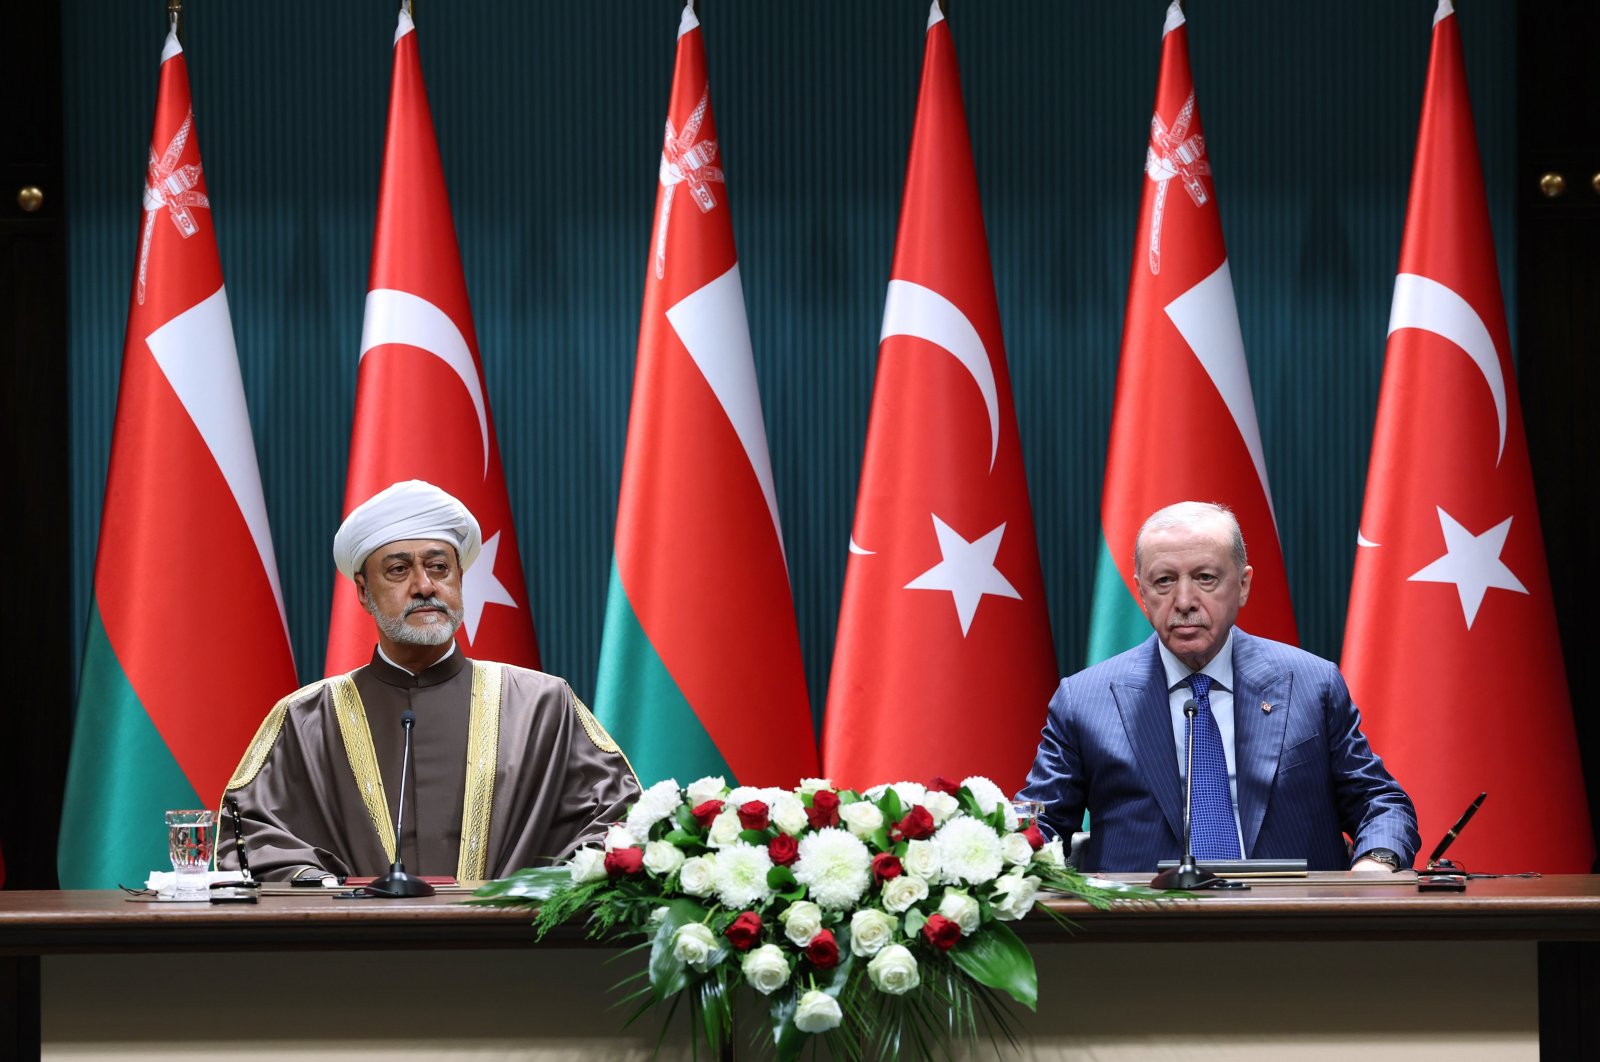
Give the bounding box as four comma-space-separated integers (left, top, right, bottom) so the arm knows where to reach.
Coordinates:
822, 4, 1056, 792
1342, 1, 1591, 872
326, 8, 539, 673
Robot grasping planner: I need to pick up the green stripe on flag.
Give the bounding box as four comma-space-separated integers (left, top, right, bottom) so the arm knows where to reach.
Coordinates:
594, 559, 733, 787
1086, 531, 1153, 666
59, 603, 202, 889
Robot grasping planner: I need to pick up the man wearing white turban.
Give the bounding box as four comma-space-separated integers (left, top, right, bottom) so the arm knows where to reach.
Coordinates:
218, 481, 640, 883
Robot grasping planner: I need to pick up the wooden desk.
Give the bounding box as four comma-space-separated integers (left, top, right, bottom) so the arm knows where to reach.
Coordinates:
4, 876, 1597, 1060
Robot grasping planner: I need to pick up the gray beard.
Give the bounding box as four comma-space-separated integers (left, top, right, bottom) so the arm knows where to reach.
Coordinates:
369, 596, 464, 647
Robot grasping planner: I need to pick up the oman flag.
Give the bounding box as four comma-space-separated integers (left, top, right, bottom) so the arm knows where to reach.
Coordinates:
326, 6, 539, 674
593, 3, 819, 787
1343, 0, 1591, 872
59, 24, 297, 888
1086, 0, 1296, 665
822, 3, 1056, 793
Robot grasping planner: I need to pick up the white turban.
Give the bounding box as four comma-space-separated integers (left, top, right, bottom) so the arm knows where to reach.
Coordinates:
332, 480, 483, 580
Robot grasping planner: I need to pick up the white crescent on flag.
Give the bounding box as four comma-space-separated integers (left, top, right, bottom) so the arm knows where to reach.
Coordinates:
1387, 272, 1507, 464
360, 288, 491, 477
880, 279, 1001, 472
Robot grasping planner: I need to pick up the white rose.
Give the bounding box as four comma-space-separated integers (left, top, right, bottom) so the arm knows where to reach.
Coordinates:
568, 846, 608, 884
740, 944, 791, 995
1001, 832, 1035, 866
867, 944, 921, 995
643, 839, 686, 876
779, 900, 824, 947
798, 778, 834, 797
880, 874, 928, 913
1033, 838, 1066, 870
793, 990, 843, 1034
648, 905, 670, 926
604, 823, 635, 851
672, 922, 718, 971
938, 889, 981, 935
679, 854, 718, 897
921, 791, 960, 824
707, 808, 744, 848
770, 794, 809, 836
686, 776, 729, 806
991, 872, 1042, 921
848, 909, 897, 957
902, 839, 940, 881
838, 801, 884, 839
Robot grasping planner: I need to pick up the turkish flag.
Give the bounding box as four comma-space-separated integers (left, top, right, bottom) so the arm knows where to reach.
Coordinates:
325, 7, 539, 674
1092, 0, 1296, 658
1342, 1, 1591, 872
822, 3, 1056, 792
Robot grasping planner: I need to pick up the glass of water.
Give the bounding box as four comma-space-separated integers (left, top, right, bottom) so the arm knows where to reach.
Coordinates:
166, 809, 214, 900
1011, 800, 1045, 832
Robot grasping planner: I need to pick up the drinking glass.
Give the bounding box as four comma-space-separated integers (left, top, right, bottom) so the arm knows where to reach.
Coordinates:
166, 809, 214, 900
1011, 800, 1045, 832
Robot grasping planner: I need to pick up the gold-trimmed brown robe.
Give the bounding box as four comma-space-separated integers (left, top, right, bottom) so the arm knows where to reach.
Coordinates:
218, 651, 640, 881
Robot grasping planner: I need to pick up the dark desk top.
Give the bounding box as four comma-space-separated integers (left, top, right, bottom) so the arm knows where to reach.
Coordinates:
3, 874, 1598, 954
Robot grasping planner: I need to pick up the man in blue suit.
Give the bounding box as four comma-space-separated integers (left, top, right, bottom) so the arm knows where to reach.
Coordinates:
1019, 502, 1417, 873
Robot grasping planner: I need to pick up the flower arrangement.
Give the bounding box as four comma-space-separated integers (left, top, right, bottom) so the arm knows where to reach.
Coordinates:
473, 775, 1157, 1060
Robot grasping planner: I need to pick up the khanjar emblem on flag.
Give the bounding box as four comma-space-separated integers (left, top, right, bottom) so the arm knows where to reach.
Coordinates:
655, 86, 724, 278
1145, 89, 1210, 275
137, 109, 208, 304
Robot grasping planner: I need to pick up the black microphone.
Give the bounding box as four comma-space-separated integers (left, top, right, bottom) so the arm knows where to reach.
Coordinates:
363, 709, 436, 898
1151, 697, 1238, 891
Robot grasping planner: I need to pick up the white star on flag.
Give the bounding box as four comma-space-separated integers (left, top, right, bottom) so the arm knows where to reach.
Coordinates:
1407, 507, 1527, 629
904, 514, 1021, 637
461, 530, 518, 642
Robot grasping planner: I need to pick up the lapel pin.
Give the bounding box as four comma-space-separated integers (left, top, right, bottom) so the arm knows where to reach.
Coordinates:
1261, 702, 1273, 714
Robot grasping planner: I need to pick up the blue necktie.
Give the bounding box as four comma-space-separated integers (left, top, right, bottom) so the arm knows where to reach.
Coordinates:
1185, 673, 1242, 860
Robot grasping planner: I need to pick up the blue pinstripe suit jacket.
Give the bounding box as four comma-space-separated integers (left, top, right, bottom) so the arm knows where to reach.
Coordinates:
1017, 631, 1419, 872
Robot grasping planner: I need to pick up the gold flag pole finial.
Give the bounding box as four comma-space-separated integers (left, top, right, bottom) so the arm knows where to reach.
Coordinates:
167, 0, 181, 40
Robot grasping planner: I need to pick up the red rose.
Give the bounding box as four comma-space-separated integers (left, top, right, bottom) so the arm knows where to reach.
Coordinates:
604, 847, 644, 877
921, 913, 961, 952
807, 790, 841, 829
871, 852, 903, 883
928, 775, 961, 796
691, 799, 725, 827
768, 833, 799, 866
1022, 823, 1045, 851
805, 928, 840, 969
894, 806, 936, 841
724, 911, 763, 951
738, 800, 770, 832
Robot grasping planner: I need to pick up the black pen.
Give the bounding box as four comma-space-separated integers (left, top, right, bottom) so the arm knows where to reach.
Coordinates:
224, 797, 258, 886
1426, 791, 1487, 866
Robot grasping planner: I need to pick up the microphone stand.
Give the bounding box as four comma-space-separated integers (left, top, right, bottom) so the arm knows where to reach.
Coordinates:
1151, 698, 1239, 891
363, 710, 435, 898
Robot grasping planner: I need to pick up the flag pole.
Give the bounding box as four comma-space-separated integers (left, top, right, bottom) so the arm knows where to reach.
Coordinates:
167, 0, 181, 41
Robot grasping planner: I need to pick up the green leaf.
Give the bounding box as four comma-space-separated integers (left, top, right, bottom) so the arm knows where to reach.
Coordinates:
675, 805, 699, 831
949, 921, 1037, 1010
870, 826, 891, 852
646, 898, 709, 1002
877, 788, 904, 823
468, 865, 569, 903
739, 828, 772, 846
768, 866, 798, 891
838, 790, 860, 806
662, 829, 700, 848
770, 991, 805, 1062
903, 908, 927, 938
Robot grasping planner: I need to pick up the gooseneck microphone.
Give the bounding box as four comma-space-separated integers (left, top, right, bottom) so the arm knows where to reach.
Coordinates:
363, 709, 436, 898
1151, 698, 1231, 891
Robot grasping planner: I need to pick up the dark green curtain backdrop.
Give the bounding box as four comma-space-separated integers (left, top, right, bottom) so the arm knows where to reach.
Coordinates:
65, 1, 1517, 720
